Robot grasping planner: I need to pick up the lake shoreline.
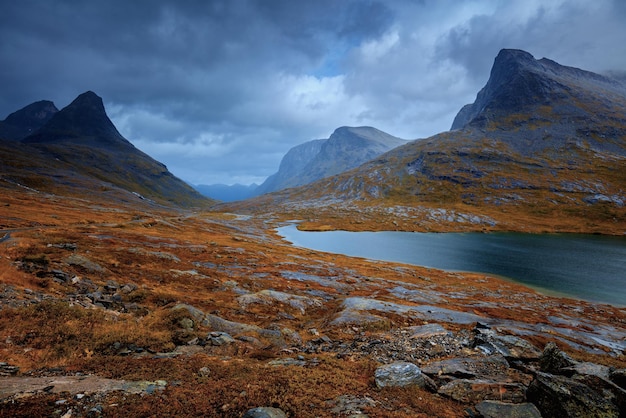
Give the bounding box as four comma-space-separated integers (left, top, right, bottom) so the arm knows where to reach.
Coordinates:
278, 224, 626, 307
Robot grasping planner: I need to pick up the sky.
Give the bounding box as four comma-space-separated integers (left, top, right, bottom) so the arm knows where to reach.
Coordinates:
1, 0, 626, 186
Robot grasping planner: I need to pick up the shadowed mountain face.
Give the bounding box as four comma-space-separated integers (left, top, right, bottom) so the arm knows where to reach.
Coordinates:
255, 126, 406, 195
1, 91, 211, 208
0, 100, 58, 141
228, 49, 626, 232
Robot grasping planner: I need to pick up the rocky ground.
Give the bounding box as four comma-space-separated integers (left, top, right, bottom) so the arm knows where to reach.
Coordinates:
0, 187, 625, 417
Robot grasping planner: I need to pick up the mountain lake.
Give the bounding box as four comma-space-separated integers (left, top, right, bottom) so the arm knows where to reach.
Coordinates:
277, 224, 626, 306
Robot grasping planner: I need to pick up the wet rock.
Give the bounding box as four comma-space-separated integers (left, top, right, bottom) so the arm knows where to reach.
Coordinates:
538, 342, 577, 373
374, 362, 426, 389
242, 407, 287, 418
437, 379, 526, 403
475, 400, 542, 418
527, 372, 619, 418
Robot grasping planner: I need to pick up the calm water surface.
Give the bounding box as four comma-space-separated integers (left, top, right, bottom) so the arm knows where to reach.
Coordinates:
277, 225, 626, 306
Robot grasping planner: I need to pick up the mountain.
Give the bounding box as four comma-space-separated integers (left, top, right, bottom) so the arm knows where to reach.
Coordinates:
255, 126, 406, 195
1, 91, 211, 208
226, 49, 626, 234
0, 100, 58, 141
195, 183, 258, 202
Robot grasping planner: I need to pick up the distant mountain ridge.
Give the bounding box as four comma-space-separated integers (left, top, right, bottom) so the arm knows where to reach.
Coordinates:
0, 100, 58, 141
195, 183, 258, 202
227, 49, 626, 233
255, 126, 406, 195
0, 91, 211, 208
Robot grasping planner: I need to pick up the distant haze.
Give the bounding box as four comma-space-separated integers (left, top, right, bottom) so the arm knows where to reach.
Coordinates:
1, 1, 625, 186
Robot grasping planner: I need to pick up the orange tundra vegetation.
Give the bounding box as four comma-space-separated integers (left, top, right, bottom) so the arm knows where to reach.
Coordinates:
0, 184, 625, 417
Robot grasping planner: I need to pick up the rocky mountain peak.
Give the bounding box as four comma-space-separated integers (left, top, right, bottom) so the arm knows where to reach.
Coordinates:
451, 48, 626, 130
23, 91, 129, 147
0, 100, 58, 140
255, 126, 405, 195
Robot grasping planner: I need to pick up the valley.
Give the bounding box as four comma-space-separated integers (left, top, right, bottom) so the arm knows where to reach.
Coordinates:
1, 48, 626, 416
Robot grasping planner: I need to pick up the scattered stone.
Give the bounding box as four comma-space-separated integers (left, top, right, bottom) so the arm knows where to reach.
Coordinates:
422, 356, 509, 380
0, 363, 19, 376
329, 394, 377, 416
374, 362, 427, 389
437, 379, 526, 403
208, 331, 236, 346
475, 400, 542, 418
538, 342, 577, 373
527, 372, 619, 418
407, 323, 450, 339
197, 367, 211, 377
242, 407, 287, 418
64, 254, 107, 273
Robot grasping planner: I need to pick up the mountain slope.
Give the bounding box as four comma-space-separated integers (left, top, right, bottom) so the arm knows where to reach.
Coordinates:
0, 100, 58, 141
2, 91, 211, 208
255, 126, 406, 195
227, 49, 626, 234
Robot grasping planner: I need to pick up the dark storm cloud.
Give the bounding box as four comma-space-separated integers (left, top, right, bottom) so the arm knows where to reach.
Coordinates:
1, 1, 625, 185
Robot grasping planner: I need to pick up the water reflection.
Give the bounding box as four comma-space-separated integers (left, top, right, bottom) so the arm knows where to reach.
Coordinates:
277, 225, 626, 306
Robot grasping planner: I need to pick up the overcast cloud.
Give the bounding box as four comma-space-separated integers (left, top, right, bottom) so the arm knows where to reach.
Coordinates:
1, 0, 625, 186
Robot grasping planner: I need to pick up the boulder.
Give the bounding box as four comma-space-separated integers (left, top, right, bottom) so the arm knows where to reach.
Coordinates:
437, 379, 526, 403
527, 372, 619, 418
242, 407, 287, 418
374, 362, 427, 389
475, 400, 542, 418
538, 342, 577, 373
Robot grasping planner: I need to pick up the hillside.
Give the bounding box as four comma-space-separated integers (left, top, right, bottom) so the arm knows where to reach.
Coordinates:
0, 91, 211, 208
1, 53, 626, 417
255, 126, 406, 195
226, 49, 626, 234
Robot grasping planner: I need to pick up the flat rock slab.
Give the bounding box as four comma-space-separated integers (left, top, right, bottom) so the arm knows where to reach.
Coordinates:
422, 355, 509, 379
0, 376, 166, 399
375, 362, 426, 388
335, 297, 487, 326
438, 379, 526, 403
476, 401, 542, 418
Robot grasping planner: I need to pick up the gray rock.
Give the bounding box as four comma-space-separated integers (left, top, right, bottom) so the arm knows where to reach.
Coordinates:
538, 342, 577, 373
242, 407, 287, 418
438, 379, 526, 403
422, 356, 509, 380
329, 395, 377, 416
527, 372, 619, 418
407, 323, 450, 339
478, 334, 542, 360
208, 331, 235, 346
64, 254, 107, 273
475, 401, 542, 418
374, 362, 426, 388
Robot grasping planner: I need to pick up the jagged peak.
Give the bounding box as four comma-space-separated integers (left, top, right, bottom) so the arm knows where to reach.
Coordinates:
451, 49, 626, 130
23, 91, 129, 146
